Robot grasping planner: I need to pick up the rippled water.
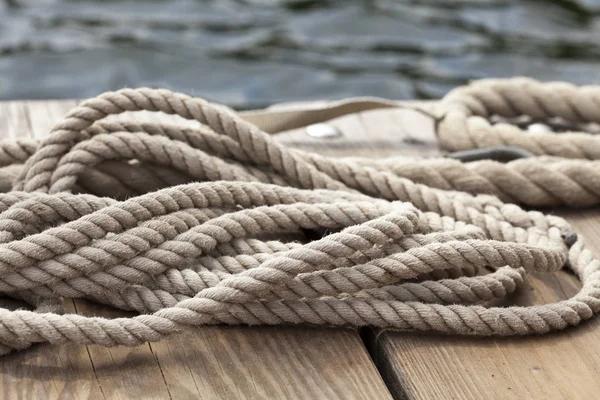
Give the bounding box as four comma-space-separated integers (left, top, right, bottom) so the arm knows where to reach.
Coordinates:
1, 0, 600, 108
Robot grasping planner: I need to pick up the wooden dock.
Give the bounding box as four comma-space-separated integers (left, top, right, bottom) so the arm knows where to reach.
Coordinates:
1, 100, 599, 399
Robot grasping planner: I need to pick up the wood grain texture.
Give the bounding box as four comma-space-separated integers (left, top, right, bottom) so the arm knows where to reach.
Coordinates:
275, 107, 437, 158
0, 100, 392, 400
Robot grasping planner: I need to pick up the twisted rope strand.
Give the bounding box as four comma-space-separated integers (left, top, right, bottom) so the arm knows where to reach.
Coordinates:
7, 117, 600, 206
0, 78, 599, 355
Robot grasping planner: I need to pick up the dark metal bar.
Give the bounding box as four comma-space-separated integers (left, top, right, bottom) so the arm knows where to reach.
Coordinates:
446, 146, 535, 163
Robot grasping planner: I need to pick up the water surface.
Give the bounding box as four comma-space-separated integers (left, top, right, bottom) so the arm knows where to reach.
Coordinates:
1, 0, 599, 108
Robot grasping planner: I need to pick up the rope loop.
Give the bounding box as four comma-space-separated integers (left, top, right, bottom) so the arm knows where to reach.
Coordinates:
0, 78, 598, 355
437, 77, 600, 158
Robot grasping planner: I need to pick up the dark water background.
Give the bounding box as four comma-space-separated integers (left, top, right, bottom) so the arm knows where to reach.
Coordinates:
1, 0, 600, 108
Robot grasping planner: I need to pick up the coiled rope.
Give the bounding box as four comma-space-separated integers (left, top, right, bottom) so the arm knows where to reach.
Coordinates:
0, 77, 598, 355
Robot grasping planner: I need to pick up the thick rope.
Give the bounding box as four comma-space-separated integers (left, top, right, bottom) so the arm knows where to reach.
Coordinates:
9, 117, 600, 206
0, 78, 599, 355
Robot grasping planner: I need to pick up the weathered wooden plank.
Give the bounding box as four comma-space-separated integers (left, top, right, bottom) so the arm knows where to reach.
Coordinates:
0, 101, 30, 139
73, 300, 388, 399
0, 298, 105, 400
71, 300, 173, 400
23, 100, 79, 138
0, 100, 393, 400
275, 107, 436, 158
148, 326, 386, 399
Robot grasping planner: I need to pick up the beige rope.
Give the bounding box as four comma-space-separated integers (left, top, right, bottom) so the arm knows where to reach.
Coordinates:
9, 107, 600, 206
0, 78, 599, 355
